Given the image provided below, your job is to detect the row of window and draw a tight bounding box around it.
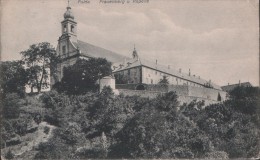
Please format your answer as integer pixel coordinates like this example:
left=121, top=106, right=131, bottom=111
left=144, top=68, right=202, bottom=87
left=146, top=77, right=202, bottom=87
left=117, top=68, right=203, bottom=87
left=63, top=24, right=75, bottom=33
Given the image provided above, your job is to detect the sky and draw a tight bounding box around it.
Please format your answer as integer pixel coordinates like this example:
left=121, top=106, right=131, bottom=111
left=1, top=0, right=259, bottom=86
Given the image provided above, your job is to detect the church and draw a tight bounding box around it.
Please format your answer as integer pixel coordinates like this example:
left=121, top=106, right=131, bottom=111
left=55, top=5, right=222, bottom=92
left=55, top=5, right=127, bottom=83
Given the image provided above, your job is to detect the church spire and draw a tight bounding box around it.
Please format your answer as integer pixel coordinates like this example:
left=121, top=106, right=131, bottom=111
left=60, top=1, right=77, bottom=42
left=64, top=0, right=74, bottom=19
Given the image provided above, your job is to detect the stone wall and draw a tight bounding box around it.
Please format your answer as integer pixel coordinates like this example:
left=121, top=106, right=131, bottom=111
left=145, top=84, right=168, bottom=92
left=116, top=84, right=227, bottom=102
left=168, top=85, right=189, bottom=96
left=187, top=86, right=227, bottom=101
left=118, top=89, right=220, bottom=106
left=116, top=84, right=137, bottom=90
left=118, top=89, right=163, bottom=99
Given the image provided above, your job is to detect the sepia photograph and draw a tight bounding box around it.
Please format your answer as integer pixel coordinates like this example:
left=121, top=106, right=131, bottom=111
left=0, top=0, right=259, bottom=159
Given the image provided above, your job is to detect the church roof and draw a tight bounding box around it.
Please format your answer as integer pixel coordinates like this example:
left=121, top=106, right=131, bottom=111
left=112, top=57, right=222, bottom=90
left=72, top=40, right=128, bottom=63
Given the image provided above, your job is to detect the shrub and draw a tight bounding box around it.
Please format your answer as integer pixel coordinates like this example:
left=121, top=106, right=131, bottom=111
left=5, top=149, right=14, bottom=159
left=44, top=126, right=50, bottom=134
left=2, top=93, right=21, bottom=119
left=204, top=151, right=229, bottom=159
left=60, top=58, right=112, bottom=94
left=40, top=90, right=61, bottom=109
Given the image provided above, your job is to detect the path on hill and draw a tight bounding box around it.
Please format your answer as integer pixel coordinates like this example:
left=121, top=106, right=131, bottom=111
left=14, top=122, right=56, bottom=157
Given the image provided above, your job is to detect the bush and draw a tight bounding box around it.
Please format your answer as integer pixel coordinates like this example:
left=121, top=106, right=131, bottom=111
left=44, top=126, right=50, bottom=134
left=59, top=58, right=112, bottom=94
left=74, top=147, right=106, bottom=159
left=5, top=149, right=14, bottom=159
left=20, top=83, right=260, bottom=159
left=204, top=151, right=229, bottom=159
left=40, top=90, right=61, bottom=109
left=2, top=93, right=21, bottom=119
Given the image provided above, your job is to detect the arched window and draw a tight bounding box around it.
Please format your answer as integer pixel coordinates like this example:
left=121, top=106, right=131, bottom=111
left=62, top=46, right=66, bottom=55
left=63, top=25, right=67, bottom=32
left=71, top=25, right=74, bottom=32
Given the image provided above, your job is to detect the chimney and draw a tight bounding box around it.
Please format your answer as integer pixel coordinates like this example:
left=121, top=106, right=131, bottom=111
left=119, top=64, right=124, bottom=69
left=189, top=69, right=191, bottom=76
left=239, top=80, right=241, bottom=86
left=156, top=59, right=157, bottom=65
left=228, top=83, right=229, bottom=86
left=179, top=68, right=182, bottom=73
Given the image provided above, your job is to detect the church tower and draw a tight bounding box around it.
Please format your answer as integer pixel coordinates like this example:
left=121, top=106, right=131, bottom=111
left=57, top=3, right=78, bottom=59
left=55, top=3, right=79, bottom=83
left=61, top=5, right=77, bottom=42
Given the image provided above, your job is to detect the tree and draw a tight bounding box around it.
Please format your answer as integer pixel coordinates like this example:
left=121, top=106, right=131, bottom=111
left=60, top=58, right=112, bottom=94
left=158, top=75, right=169, bottom=84
left=5, top=149, right=14, bottom=159
left=2, top=93, right=21, bottom=119
left=0, top=61, right=28, bottom=96
left=20, top=42, right=60, bottom=93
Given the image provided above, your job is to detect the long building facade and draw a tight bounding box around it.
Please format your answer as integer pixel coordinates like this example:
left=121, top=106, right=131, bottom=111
left=112, top=48, right=222, bottom=90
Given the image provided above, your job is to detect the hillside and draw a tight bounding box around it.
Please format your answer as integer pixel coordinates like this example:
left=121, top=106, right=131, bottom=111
left=1, top=86, right=260, bottom=159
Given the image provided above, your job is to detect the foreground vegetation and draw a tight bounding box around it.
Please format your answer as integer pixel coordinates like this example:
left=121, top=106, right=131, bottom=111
left=1, top=86, right=259, bottom=159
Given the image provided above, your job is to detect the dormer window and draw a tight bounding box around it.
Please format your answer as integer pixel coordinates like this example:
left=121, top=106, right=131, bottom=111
left=71, top=25, right=74, bottom=33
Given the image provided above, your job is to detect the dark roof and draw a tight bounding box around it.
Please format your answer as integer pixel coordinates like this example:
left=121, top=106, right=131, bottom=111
left=221, top=82, right=252, bottom=91
left=72, top=40, right=129, bottom=63
left=112, top=57, right=222, bottom=90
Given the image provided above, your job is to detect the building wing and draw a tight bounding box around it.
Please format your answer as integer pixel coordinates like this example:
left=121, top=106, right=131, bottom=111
left=112, top=57, right=222, bottom=90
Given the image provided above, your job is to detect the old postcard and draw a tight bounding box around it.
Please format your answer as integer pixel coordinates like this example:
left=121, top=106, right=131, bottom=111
left=1, top=0, right=259, bottom=159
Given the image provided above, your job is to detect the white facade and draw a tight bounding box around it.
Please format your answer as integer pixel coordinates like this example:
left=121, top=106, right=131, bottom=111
left=142, top=66, right=204, bottom=88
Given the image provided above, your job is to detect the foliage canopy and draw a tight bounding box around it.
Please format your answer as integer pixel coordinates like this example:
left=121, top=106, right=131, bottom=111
left=20, top=42, right=60, bottom=93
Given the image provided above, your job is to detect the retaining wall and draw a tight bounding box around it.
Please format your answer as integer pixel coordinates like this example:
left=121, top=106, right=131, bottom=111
left=187, top=86, right=227, bottom=101
left=118, top=89, right=163, bottom=99
left=118, top=89, right=220, bottom=106
left=115, top=84, right=227, bottom=102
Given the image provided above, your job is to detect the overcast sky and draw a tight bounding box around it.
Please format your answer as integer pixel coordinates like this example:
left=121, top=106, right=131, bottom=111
left=1, top=0, right=259, bottom=86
